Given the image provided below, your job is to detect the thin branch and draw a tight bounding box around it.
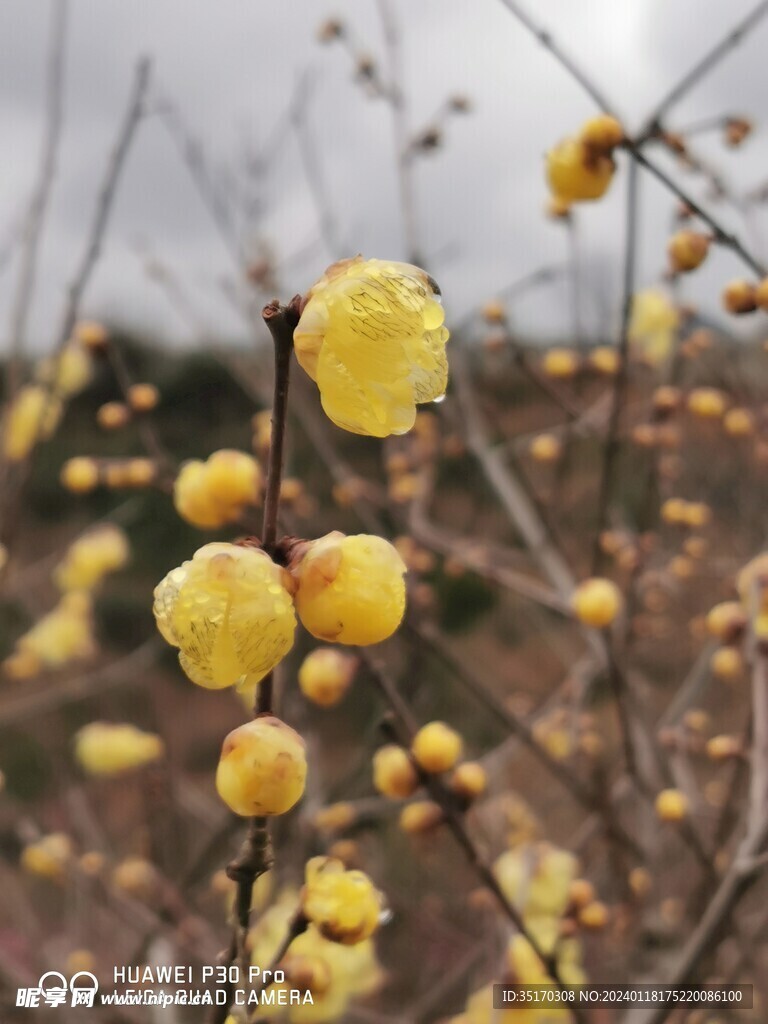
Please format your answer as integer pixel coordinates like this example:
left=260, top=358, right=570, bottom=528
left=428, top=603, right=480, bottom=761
left=641, top=0, right=768, bottom=134
left=591, top=158, right=639, bottom=570
left=495, top=0, right=618, bottom=115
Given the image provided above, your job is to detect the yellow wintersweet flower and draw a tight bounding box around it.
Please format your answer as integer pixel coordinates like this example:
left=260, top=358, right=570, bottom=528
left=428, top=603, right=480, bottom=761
left=294, top=256, right=449, bottom=437
left=629, top=289, right=679, bottom=366
left=174, top=449, right=262, bottom=529
left=21, top=833, right=74, bottom=882
left=290, top=532, right=407, bottom=645
left=302, top=856, right=384, bottom=945
left=36, top=341, right=92, bottom=398
left=2, top=384, right=63, bottom=461
left=6, top=592, right=96, bottom=672
left=250, top=891, right=383, bottom=1024
left=153, top=542, right=296, bottom=689
left=54, top=524, right=130, bottom=592
left=74, top=722, right=164, bottom=776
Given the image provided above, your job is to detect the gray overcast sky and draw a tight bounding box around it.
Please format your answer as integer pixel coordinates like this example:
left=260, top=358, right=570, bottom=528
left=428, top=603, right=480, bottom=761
left=2, top=0, right=768, bottom=352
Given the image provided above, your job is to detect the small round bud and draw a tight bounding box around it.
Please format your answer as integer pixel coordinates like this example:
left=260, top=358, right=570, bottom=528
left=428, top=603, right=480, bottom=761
left=710, top=646, right=743, bottom=681
left=127, top=382, right=160, bottom=412
left=313, top=802, right=356, bottom=833
left=216, top=716, right=307, bottom=817
left=112, top=857, right=159, bottom=900
left=547, top=138, right=615, bottom=203
left=449, top=761, right=488, bottom=801
left=579, top=114, right=624, bottom=152
left=705, top=601, right=747, bottom=644
left=541, top=347, right=579, bottom=379
left=482, top=300, right=506, bottom=324
left=628, top=866, right=652, bottom=898
left=723, top=407, right=755, bottom=437
left=724, top=117, right=752, bottom=148
left=61, top=457, right=99, bottom=494
left=298, top=647, right=357, bottom=707
left=399, top=800, right=443, bottom=834
left=411, top=721, right=463, bottom=774
left=124, top=457, right=157, bottom=487
left=706, top=735, right=742, bottom=761
left=97, top=402, right=130, bottom=430
left=668, top=231, right=710, bottom=273
left=21, top=833, right=74, bottom=881
left=578, top=900, right=609, bottom=930
left=722, top=280, right=757, bottom=315
left=529, top=433, right=562, bottom=463
left=589, top=346, right=618, bottom=375
left=372, top=744, right=419, bottom=799
left=75, top=320, right=108, bottom=350
left=655, top=788, right=689, bottom=822
left=568, top=878, right=595, bottom=908
left=652, top=385, right=682, bottom=416
left=570, top=577, right=623, bottom=628
left=687, top=387, right=728, bottom=419
left=291, top=532, right=407, bottom=646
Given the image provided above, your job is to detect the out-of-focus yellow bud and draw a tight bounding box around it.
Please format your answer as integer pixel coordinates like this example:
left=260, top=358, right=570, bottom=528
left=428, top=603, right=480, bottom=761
left=399, top=800, right=443, bottom=834
left=21, top=833, right=74, bottom=881
left=629, top=289, right=679, bottom=366
left=449, top=761, right=488, bottom=800
left=706, top=735, right=742, bottom=761
left=174, top=450, right=262, bottom=529
left=529, top=432, right=562, bottom=463
left=74, top=722, right=164, bottom=776
left=668, top=231, right=710, bottom=273
left=411, top=721, right=463, bottom=774
left=127, top=382, right=160, bottom=412
left=302, top=856, right=384, bottom=945
left=124, top=457, right=156, bottom=487
left=481, top=300, right=506, bottom=324
left=2, top=385, right=63, bottom=461
left=60, top=457, right=99, bottom=493
left=687, top=387, right=728, bottom=419
left=578, top=900, right=609, bottom=930
left=216, top=716, right=306, bottom=816
left=36, top=342, right=92, bottom=398
left=723, top=407, right=755, bottom=437
left=579, top=114, right=624, bottom=152
left=65, top=950, right=97, bottom=975
left=314, top=802, right=356, bottom=833
left=629, top=866, right=652, bottom=898
left=495, top=841, right=578, bottom=920
left=294, top=256, right=449, bottom=437
left=722, top=280, right=757, bottom=315
left=705, top=601, right=747, bottom=644
left=710, top=646, right=743, bottom=681
left=570, top=577, right=623, bottom=628
left=79, top=851, right=106, bottom=877
left=589, top=346, right=619, bottom=375
left=372, top=744, right=418, bottom=799
left=298, top=647, right=358, bottom=707
left=112, top=857, right=159, bottom=900
left=153, top=543, right=296, bottom=689
left=290, top=532, right=406, bottom=645
left=547, top=138, right=615, bottom=203
left=7, top=592, right=96, bottom=671
left=655, top=788, right=688, bottom=822
left=54, top=524, right=129, bottom=592
left=97, top=401, right=131, bottom=430
left=541, top=347, right=579, bottom=379
left=75, top=321, right=108, bottom=350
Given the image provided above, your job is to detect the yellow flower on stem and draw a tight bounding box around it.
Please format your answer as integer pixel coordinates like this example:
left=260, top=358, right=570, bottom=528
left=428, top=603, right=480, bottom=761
left=294, top=256, right=449, bottom=437
left=302, top=856, right=384, bottom=945
left=153, top=542, right=296, bottom=689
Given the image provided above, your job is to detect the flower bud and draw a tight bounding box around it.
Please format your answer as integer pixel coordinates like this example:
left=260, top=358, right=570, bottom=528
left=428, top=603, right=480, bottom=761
left=372, top=744, right=418, bottom=799
left=655, top=788, right=688, bottom=822
left=668, top=231, right=710, bottom=273
left=74, top=722, right=164, bottom=776
left=411, top=721, right=463, bottom=774
left=722, top=280, right=757, bottom=315
left=216, top=716, right=307, bottom=816
left=298, top=647, right=358, bottom=707
left=570, top=578, right=623, bottom=628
